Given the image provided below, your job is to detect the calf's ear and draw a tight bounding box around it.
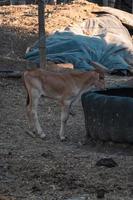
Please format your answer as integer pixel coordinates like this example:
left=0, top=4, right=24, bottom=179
left=90, top=61, right=110, bottom=74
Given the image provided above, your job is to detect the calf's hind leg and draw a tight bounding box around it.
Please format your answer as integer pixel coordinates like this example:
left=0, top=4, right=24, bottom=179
left=59, top=101, right=72, bottom=141
left=27, top=89, right=46, bottom=139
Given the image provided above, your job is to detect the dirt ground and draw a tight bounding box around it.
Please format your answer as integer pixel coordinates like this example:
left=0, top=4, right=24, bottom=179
left=1, top=1, right=133, bottom=200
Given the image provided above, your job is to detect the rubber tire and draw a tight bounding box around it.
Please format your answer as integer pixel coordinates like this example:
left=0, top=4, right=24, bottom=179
left=81, top=87, right=133, bottom=143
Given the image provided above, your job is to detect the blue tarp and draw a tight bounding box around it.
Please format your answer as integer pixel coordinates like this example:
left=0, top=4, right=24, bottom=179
left=25, top=31, right=129, bottom=72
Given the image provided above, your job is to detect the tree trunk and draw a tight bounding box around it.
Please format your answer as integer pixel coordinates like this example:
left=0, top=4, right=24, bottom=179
left=38, top=0, right=46, bottom=68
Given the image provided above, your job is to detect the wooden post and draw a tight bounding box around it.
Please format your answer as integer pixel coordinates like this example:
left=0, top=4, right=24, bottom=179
left=38, top=0, right=46, bottom=68
left=103, top=0, right=108, bottom=6
left=103, top=0, right=116, bottom=7
left=109, top=0, right=115, bottom=8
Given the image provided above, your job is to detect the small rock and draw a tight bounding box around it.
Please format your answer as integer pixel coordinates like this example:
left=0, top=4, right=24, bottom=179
left=97, top=189, right=106, bottom=199
left=8, top=152, right=12, bottom=156
left=66, top=196, right=90, bottom=200
left=31, top=185, right=41, bottom=193
left=41, top=150, right=54, bottom=159
left=96, top=158, right=118, bottom=168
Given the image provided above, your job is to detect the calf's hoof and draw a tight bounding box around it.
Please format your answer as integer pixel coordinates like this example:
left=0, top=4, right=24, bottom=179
left=60, top=136, right=66, bottom=141
left=39, top=132, right=46, bottom=139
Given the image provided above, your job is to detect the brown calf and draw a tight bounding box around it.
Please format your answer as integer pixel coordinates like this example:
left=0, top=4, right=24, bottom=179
left=23, top=62, right=107, bottom=141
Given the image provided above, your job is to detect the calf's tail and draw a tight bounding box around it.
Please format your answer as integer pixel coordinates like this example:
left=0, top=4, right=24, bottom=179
left=23, top=71, right=30, bottom=106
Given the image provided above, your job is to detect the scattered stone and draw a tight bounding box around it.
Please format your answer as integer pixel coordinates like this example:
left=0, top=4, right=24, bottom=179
left=41, top=150, right=54, bottom=159
left=96, top=158, right=118, bottom=168
left=8, top=152, right=12, bottom=156
left=66, top=195, right=90, bottom=200
left=31, top=185, right=41, bottom=193
left=96, top=189, right=106, bottom=199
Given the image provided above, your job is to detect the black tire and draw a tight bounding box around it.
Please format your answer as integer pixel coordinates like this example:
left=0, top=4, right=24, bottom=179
left=81, top=87, right=133, bottom=143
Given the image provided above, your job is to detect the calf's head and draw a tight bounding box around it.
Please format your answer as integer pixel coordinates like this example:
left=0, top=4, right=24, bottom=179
left=94, top=72, right=105, bottom=90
